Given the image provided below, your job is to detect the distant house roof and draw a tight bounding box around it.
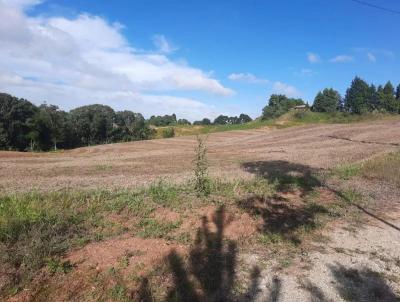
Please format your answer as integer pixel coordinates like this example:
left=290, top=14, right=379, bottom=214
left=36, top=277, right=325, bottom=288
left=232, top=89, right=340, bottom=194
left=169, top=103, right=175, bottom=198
left=294, top=105, right=307, bottom=109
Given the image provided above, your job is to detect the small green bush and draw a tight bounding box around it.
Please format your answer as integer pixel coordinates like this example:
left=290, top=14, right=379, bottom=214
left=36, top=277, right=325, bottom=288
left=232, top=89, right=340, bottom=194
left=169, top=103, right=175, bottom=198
left=193, top=136, right=211, bottom=196
left=162, top=127, right=175, bottom=138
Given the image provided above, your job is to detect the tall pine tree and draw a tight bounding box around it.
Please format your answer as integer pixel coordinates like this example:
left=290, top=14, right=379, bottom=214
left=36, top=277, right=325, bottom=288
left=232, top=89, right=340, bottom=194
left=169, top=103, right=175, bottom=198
left=380, top=81, right=398, bottom=113
left=344, top=77, right=371, bottom=114
left=313, top=88, right=341, bottom=112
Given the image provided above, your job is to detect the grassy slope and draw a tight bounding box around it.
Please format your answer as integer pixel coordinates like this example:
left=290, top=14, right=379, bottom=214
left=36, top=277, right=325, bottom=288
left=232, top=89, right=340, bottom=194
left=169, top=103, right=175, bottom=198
left=1, top=112, right=400, bottom=300
left=154, top=111, right=398, bottom=138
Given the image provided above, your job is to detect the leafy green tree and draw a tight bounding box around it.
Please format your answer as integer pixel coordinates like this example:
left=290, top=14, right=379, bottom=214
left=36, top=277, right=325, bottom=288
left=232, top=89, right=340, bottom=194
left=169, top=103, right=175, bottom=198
left=69, top=104, right=115, bottom=146
left=193, top=118, right=211, bottom=125
left=201, top=118, right=211, bottom=125
left=38, top=104, right=68, bottom=150
left=344, top=77, right=371, bottom=114
left=0, top=93, right=38, bottom=150
left=312, top=88, right=341, bottom=112
left=238, top=114, right=252, bottom=124
left=148, top=114, right=177, bottom=126
left=113, top=111, right=152, bottom=141
left=213, top=115, right=230, bottom=125
left=177, top=119, right=191, bottom=125
left=262, top=94, right=304, bottom=119
left=396, top=84, right=400, bottom=100
left=380, top=81, right=398, bottom=113
left=367, top=84, right=380, bottom=111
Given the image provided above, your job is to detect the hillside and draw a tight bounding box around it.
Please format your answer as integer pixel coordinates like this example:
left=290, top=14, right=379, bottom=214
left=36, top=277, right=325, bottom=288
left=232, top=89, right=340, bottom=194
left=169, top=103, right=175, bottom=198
left=1, top=117, right=399, bottom=193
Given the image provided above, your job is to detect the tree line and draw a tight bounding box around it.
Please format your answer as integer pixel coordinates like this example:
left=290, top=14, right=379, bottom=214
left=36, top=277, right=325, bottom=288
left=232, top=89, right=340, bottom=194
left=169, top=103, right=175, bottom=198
left=0, top=93, right=253, bottom=151
left=0, top=94, right=153, bottom=151
left=148, top=113, right=253, bottom=126
left=2, top=76, right=399, bottom=151
left=261, top=76, right=400, bottom=120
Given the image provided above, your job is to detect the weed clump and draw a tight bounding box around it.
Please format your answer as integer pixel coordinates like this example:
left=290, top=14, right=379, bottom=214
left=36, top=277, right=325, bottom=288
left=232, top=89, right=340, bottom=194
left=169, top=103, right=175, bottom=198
left=193, top=136, right=211, bottom=196
left=162, top=127, right=175, bottom=138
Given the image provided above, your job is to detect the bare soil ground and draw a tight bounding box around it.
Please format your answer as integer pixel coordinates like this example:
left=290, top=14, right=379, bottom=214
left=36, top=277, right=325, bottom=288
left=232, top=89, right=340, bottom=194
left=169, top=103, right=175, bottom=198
left=243, top=179, right=400, bottom=302
left=1, top=118, right=400, bottom=193
left=2, top=118, right=400, bottom=301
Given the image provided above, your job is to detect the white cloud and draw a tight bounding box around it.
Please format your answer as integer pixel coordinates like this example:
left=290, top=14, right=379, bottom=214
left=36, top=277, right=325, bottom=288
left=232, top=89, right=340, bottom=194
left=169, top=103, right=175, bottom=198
left=152, top=34, right=177, bottom=54
left=367, top=52, right=376, bottom=62
left=0, top=1, right=234, bottom=121
left=329, top=55, right=353, bottom=63
left=228, top=73, right=269, bottom=84
left=307, top=52, right=321, bottom=63
left=294, top=68, right=316, bottom=77
left=352, top=48, right=395, bottom=61
left=272, top=81, right=301, bottom=98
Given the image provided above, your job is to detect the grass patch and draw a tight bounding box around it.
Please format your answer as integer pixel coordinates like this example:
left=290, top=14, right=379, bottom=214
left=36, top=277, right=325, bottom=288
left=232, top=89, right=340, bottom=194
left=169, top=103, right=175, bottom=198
left=360, top=151, right=400, bottom=186
left=153, top=112, right=397, bottom=138
left=0, top=168, right=355, bottom=298
left=339, top=189, right=363, bottom=204
left=136, top=218, right=181, bottom=239
left=333, top=151, right=400, bottom=186
left=334, top=163, right=362, bottom=180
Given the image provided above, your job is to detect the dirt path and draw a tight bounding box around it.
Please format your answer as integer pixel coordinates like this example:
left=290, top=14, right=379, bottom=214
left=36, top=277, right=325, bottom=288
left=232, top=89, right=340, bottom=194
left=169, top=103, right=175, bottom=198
left=244, top=181, right=400, bottom=302
left=1, top=118, right=400, bottom=193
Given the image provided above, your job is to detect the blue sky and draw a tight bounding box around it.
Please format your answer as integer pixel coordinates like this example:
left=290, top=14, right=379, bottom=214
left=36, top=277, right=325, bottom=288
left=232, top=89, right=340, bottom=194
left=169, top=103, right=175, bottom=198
left=0, top=0, right=399, bottom=120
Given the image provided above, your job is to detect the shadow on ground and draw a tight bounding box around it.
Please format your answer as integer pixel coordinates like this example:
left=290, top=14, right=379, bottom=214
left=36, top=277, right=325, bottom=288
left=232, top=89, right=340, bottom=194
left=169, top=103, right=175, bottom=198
left=239, top=160, right=328, bottom=244
left=136, top=206, right=281, bottom=302
left=242, top=160, right=322, bottom=196
left=329, top=263, right=399, bottom=302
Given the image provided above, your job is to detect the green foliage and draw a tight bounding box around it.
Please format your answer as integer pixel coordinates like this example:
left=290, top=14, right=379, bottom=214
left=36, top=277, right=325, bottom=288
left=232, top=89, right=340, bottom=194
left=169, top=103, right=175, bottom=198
left=193, top=136, right=211, bottom=196
left=0, top=93, right=37, bottom=151
left=344, top=76, right=371, bottom=114
left=113, top=111, right=153, bottom=142
left=213, top=114, right=253, bottom=125
left=177, top=118, right=191, bottom=125
left=149, top=114, right=177, bottom=126
left=262, top=94, right=305, bottom=119
left=396, top=84, right=400, bottom=101
left=380, top=81, right=399, bottom=113
left=136, top=218, right=181, bottom=239
left=46, top=259, right=73, bottom=274
left=313, top=88, right=341, bottom=112
left=334, top=163, right=362, bottom=180
left=0, top=192, right=90, bottom=291
left=193, top=118, right=211, bottom=125
left=162, top=127, right=175, bottom=138
left=0, top=93, right=153, bottom=151
left=69, top=104, right=115, bottom=146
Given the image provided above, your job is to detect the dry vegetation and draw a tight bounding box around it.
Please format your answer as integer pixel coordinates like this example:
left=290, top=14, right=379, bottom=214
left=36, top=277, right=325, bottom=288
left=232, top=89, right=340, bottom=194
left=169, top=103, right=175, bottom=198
left=0, top=117, right=400, bottom=301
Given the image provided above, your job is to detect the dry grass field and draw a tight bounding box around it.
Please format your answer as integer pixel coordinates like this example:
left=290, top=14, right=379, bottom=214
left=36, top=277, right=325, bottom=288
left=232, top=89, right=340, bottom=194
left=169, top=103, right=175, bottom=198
left=1, top=118, right=400, bottom=301
left=1, top=118, right=400, bottom=193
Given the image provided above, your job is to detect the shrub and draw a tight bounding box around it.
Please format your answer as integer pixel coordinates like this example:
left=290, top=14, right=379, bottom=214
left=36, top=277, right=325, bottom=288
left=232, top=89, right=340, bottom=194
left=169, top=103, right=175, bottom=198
left=162, top=127, right=175, bottom=138
left=193, top=136, right=211, bottom=196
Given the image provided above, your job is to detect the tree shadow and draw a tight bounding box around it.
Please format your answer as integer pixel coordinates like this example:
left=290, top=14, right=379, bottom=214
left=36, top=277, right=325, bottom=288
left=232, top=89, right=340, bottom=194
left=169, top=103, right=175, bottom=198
left=299, top=279, right=329, bottom=302
left=242, top=160, right=322, bottom=197
left=136, top=206, right=280, bottom=302
left=239, top=160, right=328, bottom=244
left=238, top=195, right=328, bottom=245
left=329, top=263, right=399, bottom=302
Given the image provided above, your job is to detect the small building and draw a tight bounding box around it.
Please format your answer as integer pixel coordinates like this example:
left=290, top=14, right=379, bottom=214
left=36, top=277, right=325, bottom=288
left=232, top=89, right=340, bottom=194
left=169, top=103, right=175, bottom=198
left=293, top=105, right=307, bottom=111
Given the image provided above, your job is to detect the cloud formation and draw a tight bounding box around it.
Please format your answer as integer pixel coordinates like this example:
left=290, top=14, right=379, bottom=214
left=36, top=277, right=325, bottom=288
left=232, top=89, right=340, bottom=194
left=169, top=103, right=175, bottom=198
left=367, top=52, right=376, bottom=62
left=272, top=82, right=301, bottom=98
left=0, top=1, right=234, bottom=120
left=152, top=34, right=177, bottom=54
left=228, top=73, right=269, bottom=84
left=307, top=52, right=321, bottom=63
left=329, top=55, right=354, bottom=63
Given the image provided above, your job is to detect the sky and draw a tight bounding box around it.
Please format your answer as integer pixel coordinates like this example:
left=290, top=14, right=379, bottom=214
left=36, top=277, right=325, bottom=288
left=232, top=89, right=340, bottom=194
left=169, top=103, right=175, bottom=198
left=0, top=0, right=399, bottom=121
